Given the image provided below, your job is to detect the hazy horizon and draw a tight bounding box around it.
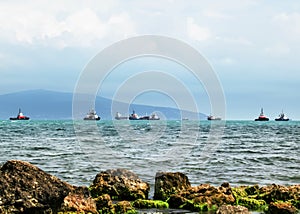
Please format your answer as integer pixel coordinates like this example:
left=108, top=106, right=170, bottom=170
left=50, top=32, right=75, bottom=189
left=1, top=1, right=299, bottom=120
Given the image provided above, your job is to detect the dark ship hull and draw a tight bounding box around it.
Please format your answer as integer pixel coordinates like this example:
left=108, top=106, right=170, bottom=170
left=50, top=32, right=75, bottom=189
left=255, top=108, right=269, bottom=121
left=10, top=108, right=30, bottom=120
left=275, top=118, right=289, bottom=121
left=84, top=117, right=100, bottom=121
left=255, top=117, right=269, bottom=121
left=10, top=117, right=30, bottom=120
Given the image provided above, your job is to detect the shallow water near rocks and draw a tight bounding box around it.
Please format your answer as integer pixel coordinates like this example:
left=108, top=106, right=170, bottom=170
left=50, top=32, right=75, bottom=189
left=0, top=120, right=299, bottom=192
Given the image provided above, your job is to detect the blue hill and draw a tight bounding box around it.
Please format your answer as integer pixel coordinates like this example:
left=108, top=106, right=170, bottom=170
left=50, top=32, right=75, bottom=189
left=0, top=90, right=206, bottom=120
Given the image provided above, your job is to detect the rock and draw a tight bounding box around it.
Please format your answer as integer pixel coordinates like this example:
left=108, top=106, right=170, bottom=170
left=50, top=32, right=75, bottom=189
left=0, top=160, right=73, bottom=213
left=232, top=186, right=266, bottom=211
left=132, top=199, right=169, bottom=209
left=167, top=194, right=188, bottom=207
left=154, top=172, right=191, bottom=201
left=232, top=184, right=300, bottom=211
left=244, top=184, right=259, bottom=195
left=114, top=201, right=136, bottom=213
left=94, top=194, right=115, bottom=213
left=59, top=186, right=98, bottom=213
left=216, top=204, right=250, bottom=214
left=105, top=169, right=139, bottom=180
left=90, top=169, right=150, bottom=200
left=258, top=184, right=294, bottom=203
left=267, top=202, right=298, bottom=214
left=168, top=183, right=235, bottom=211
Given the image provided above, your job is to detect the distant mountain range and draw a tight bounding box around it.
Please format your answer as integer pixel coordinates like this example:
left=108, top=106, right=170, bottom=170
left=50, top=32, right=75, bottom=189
left=0, top=90, right=206, bottom=120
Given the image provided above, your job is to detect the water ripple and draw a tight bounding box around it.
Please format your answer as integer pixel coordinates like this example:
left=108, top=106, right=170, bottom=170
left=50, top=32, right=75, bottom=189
left=0, top=120, right=299, bottom=187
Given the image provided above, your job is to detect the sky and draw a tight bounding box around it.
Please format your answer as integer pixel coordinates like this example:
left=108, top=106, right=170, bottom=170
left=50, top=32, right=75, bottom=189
left=0, top=0, right=300, bottom=119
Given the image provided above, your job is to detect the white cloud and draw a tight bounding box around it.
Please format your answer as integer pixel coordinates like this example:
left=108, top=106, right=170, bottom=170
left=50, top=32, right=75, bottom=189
left=0, top=1, right=136, bottom=48
left=220, top=57, right=236, bottom=65
left=61, top=8, right=107, bottom=47
left=273, top=12, right=300, bottom=39
left=107, top=12, right=136, bottom=39
left=215, top=36, right=253, bottom=46
left=186, top=17, right=211, bottom=41
left=264, top=43, right=290, bottom=57
left=203, top=10, right=231, bottom=19
left=213, top=57, right=237, bottom=66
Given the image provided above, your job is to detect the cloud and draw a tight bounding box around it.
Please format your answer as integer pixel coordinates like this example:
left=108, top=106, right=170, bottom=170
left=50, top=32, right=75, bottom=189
left=203, top=10, right=231, bottom=19
left=264, top=43, right=290, bottom=57
left=215, top=36, right=253, bottom=46
left=107, top=12, right=136, bottom=39
left=219, top=57, right=236, bottom=65
left=0, top=2, right=136, bottom=48
left=186, top=17, right=211, bottom=41
left=273, top=12, right=300, bottom=39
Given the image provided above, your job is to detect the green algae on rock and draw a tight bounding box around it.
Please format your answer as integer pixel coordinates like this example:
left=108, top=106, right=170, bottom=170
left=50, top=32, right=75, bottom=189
left=132, top=199, right=169, bottom=209
left=94, top=194, right=115, bottom=214
left=232, top=186, right=267, bottom=211
left=114, top=201, right=137, bottom=214
left=1, top=160, right=299, bottom=214
left=232, top=184, right=300, bottom=213
left=154, top=172, right=191, bottom=201
left=168, top=183, right=235, bottom=212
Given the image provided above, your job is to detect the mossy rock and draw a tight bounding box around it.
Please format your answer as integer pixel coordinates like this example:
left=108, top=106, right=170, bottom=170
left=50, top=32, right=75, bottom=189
left=232, top=187, right=267, bottom=211
left=94, top=194, right=115, bottom=214
left=154, top=172, right=191, bottom=201
left=232, top=186, right=248, bottom=198
left=232, top=187, right=248, bottom=198
left=291, top=199, right=300, bottom=209
left=257, top=184, right=295, bottom=204
left=236, top=197, right=267, bottom=210
left=90, top=169, right=150, bottom=201
left=114, top=201, right=137, bottom=214
left=168, top=194, right=187, bottom=208
left=132, top=199, right=169, bottom=209
left=178, top=200, right=218, bottom=212
left=245, top=185, right=259, bottom=195
left=266, top=201, right=298, bottom=214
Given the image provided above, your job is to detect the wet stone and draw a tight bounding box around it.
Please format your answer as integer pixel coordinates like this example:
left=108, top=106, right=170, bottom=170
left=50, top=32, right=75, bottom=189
left=90, top=168, right=150, bottom=201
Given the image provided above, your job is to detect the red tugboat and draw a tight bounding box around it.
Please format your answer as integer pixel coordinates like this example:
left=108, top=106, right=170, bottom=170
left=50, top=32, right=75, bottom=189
left=10, top=108, right=30, bottom=120
left=255, top=108, right=269, bottom=121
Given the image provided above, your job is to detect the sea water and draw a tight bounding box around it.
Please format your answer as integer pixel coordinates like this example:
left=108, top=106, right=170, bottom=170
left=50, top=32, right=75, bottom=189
left=0, top=120, right=299, bottom=189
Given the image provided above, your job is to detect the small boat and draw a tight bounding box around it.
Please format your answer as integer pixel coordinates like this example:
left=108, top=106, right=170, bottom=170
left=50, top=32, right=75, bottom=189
left=207, top=115, right=221, bottom=120
left=140, top=113, right=160, bottom=120
left=149, top=113, right=160, bottom=120
left=84, top=109, right=100, bottom=120
left=129, top=110, right=140, bottom=120
left=115, top=112, right=128, bottom=120
left=255, top=108, right=269, bottom=121
left=10, top=108, right=30, bottom=120
left=129, top=110, right=160, bottom=120
left=275, top=111, right=289, bottom=121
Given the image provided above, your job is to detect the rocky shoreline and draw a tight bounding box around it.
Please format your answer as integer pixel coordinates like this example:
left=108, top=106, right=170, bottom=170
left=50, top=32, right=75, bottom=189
left=0, top=160, right=299, bottom=214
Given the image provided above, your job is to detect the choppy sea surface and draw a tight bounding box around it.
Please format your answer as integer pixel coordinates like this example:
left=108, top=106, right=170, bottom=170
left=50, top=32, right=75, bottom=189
left=0, top=120, right=299, bottom=191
